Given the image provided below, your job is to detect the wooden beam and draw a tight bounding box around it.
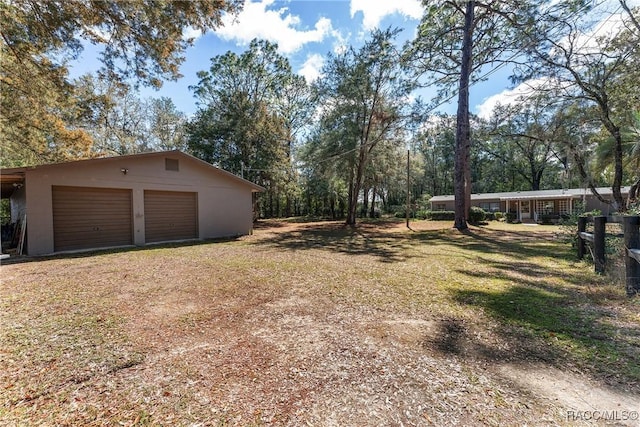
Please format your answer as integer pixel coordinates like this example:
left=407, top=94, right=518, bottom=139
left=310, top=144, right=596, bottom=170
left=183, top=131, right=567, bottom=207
left=0, top=174, right=25, bottom=181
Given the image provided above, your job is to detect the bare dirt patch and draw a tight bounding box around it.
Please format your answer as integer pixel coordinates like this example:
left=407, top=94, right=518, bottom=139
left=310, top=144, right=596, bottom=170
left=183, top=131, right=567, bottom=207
left=1, top=219, right=638, bottom=426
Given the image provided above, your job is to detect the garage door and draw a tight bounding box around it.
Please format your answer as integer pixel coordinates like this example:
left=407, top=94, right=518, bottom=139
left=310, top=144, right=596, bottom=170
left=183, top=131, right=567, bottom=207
left=52, top=186, right=133, bottom=252
left=144, top=190, right=198, bottom=243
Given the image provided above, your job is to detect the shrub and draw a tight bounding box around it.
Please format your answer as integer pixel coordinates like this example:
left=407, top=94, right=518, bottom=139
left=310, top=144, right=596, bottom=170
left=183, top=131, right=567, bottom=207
left=538, top=214, right=560, bottom=225
left=430, top=210, right=455, bottom=221
left=494, top=211, right=505, bottom=221
left=468, top=206, right=486, bottom=224
left=416, top=194, right=432, bottom=211
left=416, top=210, right=430, bottom=220
left=388, top=205, right=404, bottom=215
left=505, top=212, right=518, bottom=223
left=558, top=201, right=600, bottom=246
left=485, top=211, right=496, bottom=221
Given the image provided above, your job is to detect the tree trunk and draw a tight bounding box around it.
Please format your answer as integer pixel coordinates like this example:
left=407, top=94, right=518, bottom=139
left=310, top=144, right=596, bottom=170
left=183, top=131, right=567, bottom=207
left=370, top=185, right=377, bottom=218
left=346, top=158, right=357, bottom=225
left=532, top=167, right=543, bottom=191
left=346, top=149, right=368, bottom=225
left=268, top=190, right=274, bottom=218
left=329, top=195, right=336, bottom=219
left=464, top=138, right=471, bottom=221
left=454, top=1, right=474, bottom=230
left=362, top=186, right=370, bottom=219
left=627, top=178, right=640, bottom=209
left=612, top=128, right=625, bottom=211
left=285, top=194, right=292, bottom=217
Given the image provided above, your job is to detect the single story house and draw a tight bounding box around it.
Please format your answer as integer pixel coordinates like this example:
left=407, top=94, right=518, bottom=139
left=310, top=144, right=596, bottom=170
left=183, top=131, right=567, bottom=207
left=429, top=187, right=631, bottom=222
left=1, top=150, right=264, bottom=256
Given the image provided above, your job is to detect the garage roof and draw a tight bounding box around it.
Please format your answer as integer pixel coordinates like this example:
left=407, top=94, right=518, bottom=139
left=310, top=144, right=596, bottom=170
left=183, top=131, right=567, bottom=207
left=0, top=150, right=266, bottom=195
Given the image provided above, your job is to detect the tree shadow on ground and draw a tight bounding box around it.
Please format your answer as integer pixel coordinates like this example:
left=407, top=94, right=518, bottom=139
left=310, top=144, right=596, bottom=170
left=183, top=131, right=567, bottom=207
left=252, top=221, right=639, bottom=389
left=436, top=282, right=640, bottom=393
left=252, top=222, right=416, bottom=263
left=433, top=231, right=640, bottom=391
left=252, top=221, right=571, bottom=264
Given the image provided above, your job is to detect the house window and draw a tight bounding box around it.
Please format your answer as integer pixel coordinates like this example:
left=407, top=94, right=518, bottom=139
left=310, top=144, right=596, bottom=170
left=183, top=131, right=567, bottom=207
left=479, top=202, right=500, bottom=212
left=165, top=158, right=179, bottom=171
left=558, top=200, right=569, bottom=215
left=536, top=200, right=554, bottom=214
left=434, top=203, right=446, bottom=211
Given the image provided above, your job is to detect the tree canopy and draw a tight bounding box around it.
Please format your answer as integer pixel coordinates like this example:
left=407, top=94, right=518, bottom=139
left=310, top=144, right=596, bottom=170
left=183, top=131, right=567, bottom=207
left=303, top=28, right=417, bottom=226
left=2, top=0, right=638, bottom=218
left=187, top=39, right=310, bottom=218
left=0, top=0, right=242, bottom=166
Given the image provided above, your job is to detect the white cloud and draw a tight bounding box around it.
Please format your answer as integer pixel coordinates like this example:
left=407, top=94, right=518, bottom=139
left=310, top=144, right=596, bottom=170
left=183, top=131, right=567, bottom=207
left=182, top=26, right=203, bottom=41
left=350, top=0, right=423, bottom=31
left=299, top=53, right=325, bottom=83
left=475, top=78, right=551, bottom=119
left=215, top=0, right=334, bottom=54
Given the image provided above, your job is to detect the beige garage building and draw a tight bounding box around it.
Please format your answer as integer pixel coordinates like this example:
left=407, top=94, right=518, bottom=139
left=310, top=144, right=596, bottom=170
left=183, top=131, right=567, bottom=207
left=1, top=150, right=263, bottom=256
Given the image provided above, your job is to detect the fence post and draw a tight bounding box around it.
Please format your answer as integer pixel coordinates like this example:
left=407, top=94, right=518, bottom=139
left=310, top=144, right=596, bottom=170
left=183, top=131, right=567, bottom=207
left=623, top=216, right=640, bottom=296
left=577, top=216, right=587, bottom=260
left=593, top=216, right=606, bottom=274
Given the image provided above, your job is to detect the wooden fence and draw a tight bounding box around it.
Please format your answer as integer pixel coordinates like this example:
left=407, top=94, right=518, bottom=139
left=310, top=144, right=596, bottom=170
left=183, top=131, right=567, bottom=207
left=577, top=215, right=640, bottom=296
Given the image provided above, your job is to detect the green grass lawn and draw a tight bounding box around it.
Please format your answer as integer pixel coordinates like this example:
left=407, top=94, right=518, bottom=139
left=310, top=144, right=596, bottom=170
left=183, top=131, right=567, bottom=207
left=1, top=219, right=638, bottom=425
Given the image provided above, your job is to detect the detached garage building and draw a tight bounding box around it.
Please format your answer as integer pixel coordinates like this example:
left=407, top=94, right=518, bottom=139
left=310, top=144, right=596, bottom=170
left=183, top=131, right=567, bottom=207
left=1, top=150, right=263, bottom=255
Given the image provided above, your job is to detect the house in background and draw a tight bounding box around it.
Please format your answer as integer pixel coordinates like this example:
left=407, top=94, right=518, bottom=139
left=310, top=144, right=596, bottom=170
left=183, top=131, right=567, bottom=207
left=429, top=187, right=630, bottom=222
left=1, top=150, right=264, bottom=256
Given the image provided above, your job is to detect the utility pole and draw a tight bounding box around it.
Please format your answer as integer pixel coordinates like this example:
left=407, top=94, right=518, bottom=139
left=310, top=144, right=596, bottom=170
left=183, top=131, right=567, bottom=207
left=406, top=149, right=410, bottom=228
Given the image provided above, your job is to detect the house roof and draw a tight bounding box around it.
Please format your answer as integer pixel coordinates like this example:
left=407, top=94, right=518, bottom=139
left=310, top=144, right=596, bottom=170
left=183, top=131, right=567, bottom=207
left=429, top=186, right=631, bottom=203
left=0, top=150, right=265, bottom=195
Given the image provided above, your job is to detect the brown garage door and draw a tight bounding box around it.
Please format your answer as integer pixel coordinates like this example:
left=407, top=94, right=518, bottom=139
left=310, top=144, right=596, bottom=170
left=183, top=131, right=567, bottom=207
left=52, top=186, right=133, bottom=252
left=144, top=190, right=198, bottom=243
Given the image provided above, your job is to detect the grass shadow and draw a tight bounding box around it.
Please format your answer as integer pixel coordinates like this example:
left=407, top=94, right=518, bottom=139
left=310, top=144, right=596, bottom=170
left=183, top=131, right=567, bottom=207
left=0, top=236, right=242, bottom=266
left=252, top=221, right=416, bottom=263
left=448, top=284, right=640, bottom=391
left=252, top=221, right=640, bottom=390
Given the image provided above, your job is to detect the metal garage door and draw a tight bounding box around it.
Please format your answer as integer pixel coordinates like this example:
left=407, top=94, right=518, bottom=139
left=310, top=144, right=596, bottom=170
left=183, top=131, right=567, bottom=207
left=52, top=186, right=133, bottom=252
left=144, top=190, right=198, bottom=243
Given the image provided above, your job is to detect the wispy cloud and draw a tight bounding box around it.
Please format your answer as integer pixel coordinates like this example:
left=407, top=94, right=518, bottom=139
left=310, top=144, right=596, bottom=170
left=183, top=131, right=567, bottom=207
left=350, top=0, right=423, bottom=31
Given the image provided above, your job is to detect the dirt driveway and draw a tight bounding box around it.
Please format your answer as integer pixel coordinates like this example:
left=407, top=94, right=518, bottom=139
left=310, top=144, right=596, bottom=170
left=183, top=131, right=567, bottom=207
left=1, top=220, right=639, bottom=426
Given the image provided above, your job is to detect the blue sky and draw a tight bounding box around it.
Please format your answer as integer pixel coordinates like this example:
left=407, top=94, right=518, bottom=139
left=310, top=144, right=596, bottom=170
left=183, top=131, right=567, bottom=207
left=70, top=0, right=633, bottom=119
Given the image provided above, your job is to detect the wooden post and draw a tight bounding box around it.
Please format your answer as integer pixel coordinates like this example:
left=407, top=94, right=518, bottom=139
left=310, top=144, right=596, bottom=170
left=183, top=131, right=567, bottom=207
left=623, top=216, right=640, bottom=296
left=406, top=149, right=410, bottom=229
left=577, top=216, right=587, bottom=260
left=593, top=216, right=606, bottom=274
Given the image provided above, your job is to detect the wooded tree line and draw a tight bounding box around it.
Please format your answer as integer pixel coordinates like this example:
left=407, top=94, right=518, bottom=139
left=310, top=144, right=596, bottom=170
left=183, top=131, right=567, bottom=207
left=2, top=1, right=639, bottom=226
